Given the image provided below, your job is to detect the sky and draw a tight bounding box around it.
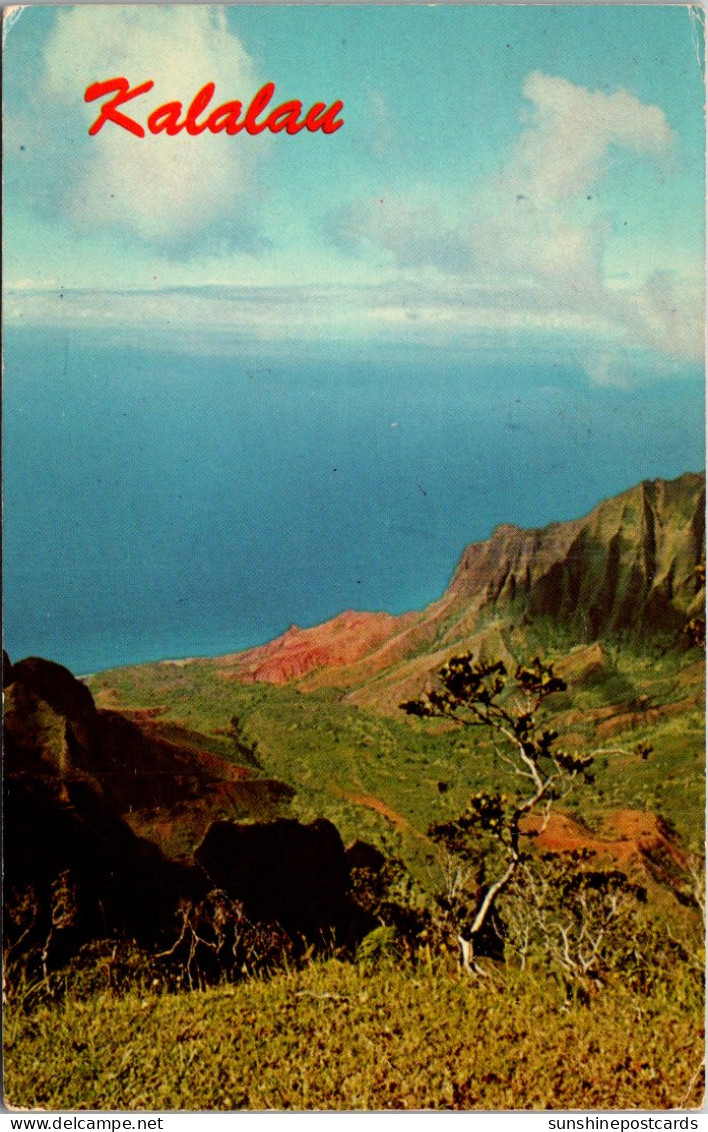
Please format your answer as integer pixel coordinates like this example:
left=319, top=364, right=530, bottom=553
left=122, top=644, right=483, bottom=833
left=3, top=3, right=705, bottom=387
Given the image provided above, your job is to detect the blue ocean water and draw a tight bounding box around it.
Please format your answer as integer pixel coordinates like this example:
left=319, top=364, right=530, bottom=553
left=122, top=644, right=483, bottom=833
left=3, top=328, right=704, bottom=674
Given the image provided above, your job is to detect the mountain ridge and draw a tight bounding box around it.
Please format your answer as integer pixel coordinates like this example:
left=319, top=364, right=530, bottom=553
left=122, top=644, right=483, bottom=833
left=5, top=474, right=703, bottom=978
left=209, top=471, right=705, bottom=704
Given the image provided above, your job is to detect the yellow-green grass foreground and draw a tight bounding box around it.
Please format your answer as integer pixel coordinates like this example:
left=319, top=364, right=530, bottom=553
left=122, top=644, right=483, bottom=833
left=4, top=960, right=703, bottom=1111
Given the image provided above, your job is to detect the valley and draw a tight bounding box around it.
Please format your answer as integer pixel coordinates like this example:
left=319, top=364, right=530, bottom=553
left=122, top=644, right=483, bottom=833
left=4, top=470, right=705, bottom=1111
left=83, top=471, right=705, bottom=875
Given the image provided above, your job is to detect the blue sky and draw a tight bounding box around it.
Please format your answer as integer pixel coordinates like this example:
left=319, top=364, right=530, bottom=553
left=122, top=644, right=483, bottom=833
left=3, top=3, right=705, bottom=385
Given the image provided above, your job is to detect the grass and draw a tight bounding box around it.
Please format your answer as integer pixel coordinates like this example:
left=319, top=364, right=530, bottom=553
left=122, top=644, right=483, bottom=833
left=4, top=959, right=704, bottom=1111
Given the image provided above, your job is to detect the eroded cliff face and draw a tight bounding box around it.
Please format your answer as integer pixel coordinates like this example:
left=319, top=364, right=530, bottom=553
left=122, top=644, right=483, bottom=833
left=448, top=472, right=705, bottom=638
left=5, top=472, right=703, bottom=970
left=216, top=472, right=705, bottom=694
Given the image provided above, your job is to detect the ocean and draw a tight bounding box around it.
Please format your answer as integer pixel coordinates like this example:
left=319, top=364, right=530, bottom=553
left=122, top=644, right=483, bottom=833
left=3, top=327, right=704, bottom=675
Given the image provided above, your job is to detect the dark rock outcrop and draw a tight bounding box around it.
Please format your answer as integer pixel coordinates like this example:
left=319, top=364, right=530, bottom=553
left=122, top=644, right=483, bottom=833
left=195, top=818, right=349, bottom=935
left=3, top=657, right=353, bottom=969
left=4, top=655, right=295, bottom=861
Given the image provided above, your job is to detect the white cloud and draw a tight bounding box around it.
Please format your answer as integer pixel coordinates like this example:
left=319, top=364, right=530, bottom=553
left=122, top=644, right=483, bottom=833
left=42, top=6, right=263, bottom=247
left=630, top=269, right=705, bottom=361
left=511, top=71, right=673, bottom=208
left=329, top=72, right=702, bottom=379
left=473, top=71, right=674, bottom=293
left=1, top=280, right=622, bottom=351
left=329, top=189, right=472, bottom=273
left=2, top=5, right=25, bottom=49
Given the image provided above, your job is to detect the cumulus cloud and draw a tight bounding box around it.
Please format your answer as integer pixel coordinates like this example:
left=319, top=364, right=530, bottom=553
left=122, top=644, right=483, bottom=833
left=630, top=269, right=705, bottom=361
left=473, top=72, right=673, bottom=291
left=41, top=6, right=264, bottom=248
left=329, top=72, right=702, bottom=378
left=509, top=71, right=672, bottom=208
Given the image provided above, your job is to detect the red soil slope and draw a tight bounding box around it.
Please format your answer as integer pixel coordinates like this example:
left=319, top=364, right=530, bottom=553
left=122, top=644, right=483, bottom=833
left=523, top=809, right=688, bottom=874
left=218, top=609, right=418, bottom=684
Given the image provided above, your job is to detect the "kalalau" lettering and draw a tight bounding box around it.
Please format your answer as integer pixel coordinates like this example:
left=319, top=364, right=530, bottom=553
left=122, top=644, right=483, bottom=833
left=84, top=78, right=345, bottom=138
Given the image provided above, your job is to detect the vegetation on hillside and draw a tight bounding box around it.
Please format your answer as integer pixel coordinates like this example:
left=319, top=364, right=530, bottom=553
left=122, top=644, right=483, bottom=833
left=399, top=653, right=658, bottom=981
left=5, top=550, right=705, bottom=1111
left=86, top=638, right=705, bottom=861
left=4, top=957, right=703, bottom=1111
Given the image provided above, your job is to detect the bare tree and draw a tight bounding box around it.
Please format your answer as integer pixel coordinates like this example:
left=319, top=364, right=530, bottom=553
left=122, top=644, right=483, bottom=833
left=401, top=654, right=649, bottom=975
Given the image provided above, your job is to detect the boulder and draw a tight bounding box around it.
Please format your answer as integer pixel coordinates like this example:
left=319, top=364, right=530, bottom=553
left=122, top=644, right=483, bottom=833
left=195, top=818, right=349, bottom=934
